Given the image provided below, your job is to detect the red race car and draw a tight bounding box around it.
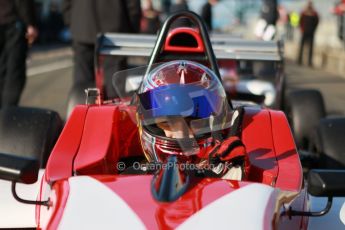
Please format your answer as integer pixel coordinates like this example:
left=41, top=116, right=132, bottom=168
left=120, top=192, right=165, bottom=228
left=0, top=11, right=345, bottom=229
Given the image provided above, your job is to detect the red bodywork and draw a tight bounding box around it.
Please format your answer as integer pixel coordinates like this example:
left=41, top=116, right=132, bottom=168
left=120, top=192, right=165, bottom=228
left=37, top=102, right=305, bottom=229
left=38, top=27, right=306, bottom=229
left=45, top=104, right=302, bottom=189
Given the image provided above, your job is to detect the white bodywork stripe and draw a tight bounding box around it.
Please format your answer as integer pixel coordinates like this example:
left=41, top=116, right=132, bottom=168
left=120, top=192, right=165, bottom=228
left=177, top=183, right=276, bottom=230
left=58, top=176, right=146, bottom=230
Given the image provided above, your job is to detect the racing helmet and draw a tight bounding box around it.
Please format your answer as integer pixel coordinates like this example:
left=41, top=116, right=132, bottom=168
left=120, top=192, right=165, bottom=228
left=137, top=60, right=231, bottom=163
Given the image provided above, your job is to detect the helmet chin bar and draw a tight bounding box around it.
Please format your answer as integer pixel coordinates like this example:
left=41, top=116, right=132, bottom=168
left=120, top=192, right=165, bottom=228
left=138, top=107, right=232, bottom=163
left=141, top=124, right=214, bottom=163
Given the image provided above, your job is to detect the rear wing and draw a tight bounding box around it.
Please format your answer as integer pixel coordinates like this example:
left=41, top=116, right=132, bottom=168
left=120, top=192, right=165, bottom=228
left=96, top=33, right=284, bottom=61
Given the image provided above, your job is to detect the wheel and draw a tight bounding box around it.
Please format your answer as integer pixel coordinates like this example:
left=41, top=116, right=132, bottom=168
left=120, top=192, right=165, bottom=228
left=285, top=89, right=326, bottom=149
left=309, top=117, right=345, bottom=169
left=0, top=107, right=62, bottom=168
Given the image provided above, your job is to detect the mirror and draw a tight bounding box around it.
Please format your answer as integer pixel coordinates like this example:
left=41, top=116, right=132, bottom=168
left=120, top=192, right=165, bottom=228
left=0, top=152, right=39, bottom=184
left=308, top=169, right=345, bottom=197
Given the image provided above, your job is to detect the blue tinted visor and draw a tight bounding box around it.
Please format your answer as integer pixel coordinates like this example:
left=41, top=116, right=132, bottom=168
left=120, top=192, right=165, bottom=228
left=138, top=84, right=224, bottom=120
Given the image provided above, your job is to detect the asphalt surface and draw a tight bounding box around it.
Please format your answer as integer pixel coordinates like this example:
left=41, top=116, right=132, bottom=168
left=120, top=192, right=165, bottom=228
left=285, top=60, right=345, bottom=116
left=20, top=46, right=345, bottom=121
left=20, top=46, right=73, bottom=120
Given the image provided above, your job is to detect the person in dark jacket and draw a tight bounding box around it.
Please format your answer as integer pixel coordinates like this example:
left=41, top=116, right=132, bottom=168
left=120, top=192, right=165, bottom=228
left=169, top=0, right=191, bottom=28
left=63, top=0, right=141, bottom=99
left=261, top=0, right=279, bottom=26
left=297, top=1, right=319, bottom=67
left=200, top=0, right=218, bottom=31
left=255, top=0, right=278, bottom=40
left=141, top=0, right=161, bottom=34
left=0, top=0, right=38, bottom=109
left=170, top=0, right=189, bottom=14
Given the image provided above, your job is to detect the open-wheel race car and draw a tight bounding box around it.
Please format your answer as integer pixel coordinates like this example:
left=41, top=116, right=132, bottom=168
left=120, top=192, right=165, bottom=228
left=69, top=10, right=328, bottom=154
left=0, top=11, right=345, bottom=229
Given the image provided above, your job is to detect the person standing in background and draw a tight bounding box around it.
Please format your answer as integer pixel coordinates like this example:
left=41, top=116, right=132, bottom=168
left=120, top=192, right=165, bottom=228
left=261, top=0, right=279, bottom=25
left=63, top=0, right=141, bottom=99
left=0, top=0, right=38, bottom=109
left=332, top=0, right=345, bottom=47
left=278, top=5, right=290, bottom=40
left=297, top=1, right=319, bottom=67
left=254, top=0, right=278, bottom=41
left=161, top=0, right=171, bottom=19
left=170, top=0, right=191, bottom=28
left=141, top=0, right=161, bottom=34
left=200, top=0, right=218, bottom=31
left=289, top=11, right=300, bottom=41
left=170, top=0, right=189, bottom=14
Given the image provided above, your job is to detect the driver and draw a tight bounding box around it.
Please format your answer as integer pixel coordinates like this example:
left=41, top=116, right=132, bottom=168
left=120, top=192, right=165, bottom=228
left=136, top=60, right=249, bottom=180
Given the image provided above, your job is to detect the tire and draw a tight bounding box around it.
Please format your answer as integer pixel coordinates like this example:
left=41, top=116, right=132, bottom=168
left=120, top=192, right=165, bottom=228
left=285, top=89, right=326, bottom=149
left=0, top=107, right=62, bottom=168
left=309, top=117, right=345, bottom=169
left=66, top=81, right=94, bottom=118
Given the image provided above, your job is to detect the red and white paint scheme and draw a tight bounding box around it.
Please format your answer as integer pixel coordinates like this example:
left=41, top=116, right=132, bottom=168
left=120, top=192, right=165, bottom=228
left=42, top=176, right=277, bottom=229
left=1, top=101, right=337, bottom=229
left=2, top=23, right=344, bottom=229
left=33, top=104, right=311, bottom=229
